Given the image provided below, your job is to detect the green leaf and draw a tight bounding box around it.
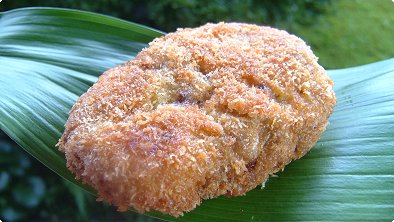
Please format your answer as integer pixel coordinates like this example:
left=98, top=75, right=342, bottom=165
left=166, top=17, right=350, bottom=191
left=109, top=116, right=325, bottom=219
left=63, top=180, right=89, bottom=218
left=0, top=7, right=393, bottom=221
left=0, top=7, right=163, bottom=194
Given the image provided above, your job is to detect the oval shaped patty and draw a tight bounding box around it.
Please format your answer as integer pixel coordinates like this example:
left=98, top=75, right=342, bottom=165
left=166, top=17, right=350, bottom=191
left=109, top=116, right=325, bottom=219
left=58, top=22, right=336, bottom=216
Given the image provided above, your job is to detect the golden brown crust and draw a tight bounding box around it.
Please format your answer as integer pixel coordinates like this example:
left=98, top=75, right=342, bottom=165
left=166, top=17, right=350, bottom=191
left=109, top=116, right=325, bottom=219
left=58, top=22, right=336, bottom=216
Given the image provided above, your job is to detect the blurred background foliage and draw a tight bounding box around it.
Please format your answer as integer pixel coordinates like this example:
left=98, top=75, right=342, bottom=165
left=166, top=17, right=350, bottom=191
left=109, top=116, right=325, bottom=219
left=0, top=0, right=393, bottom=221
left=1, top=0, right=392, bottom=69
left=0, top=0, right=330, bottom=32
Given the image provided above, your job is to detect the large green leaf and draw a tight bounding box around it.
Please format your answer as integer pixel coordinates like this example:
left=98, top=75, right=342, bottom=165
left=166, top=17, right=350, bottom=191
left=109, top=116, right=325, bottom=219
left=0, top=7, right=393, bottom=221
left=0, top=7, right=163, bottom=194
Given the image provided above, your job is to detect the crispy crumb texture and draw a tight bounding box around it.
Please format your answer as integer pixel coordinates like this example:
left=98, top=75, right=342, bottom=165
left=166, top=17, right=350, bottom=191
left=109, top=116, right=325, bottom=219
left=58, top=22, right=336, bottom=216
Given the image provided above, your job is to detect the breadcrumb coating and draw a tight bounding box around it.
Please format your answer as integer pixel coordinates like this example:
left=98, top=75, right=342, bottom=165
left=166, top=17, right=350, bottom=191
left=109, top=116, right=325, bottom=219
left=58, top=22, right=336, bottom=216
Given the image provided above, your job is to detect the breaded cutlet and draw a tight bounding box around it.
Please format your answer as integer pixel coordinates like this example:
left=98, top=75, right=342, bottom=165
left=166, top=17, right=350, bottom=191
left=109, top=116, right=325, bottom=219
left=58, top=22, right=336, bottom=216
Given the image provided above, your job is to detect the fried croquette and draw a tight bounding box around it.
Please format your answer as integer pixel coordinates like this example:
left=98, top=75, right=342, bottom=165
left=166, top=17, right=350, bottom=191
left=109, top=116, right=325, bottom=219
left=58, top=22, right=336, bottom=216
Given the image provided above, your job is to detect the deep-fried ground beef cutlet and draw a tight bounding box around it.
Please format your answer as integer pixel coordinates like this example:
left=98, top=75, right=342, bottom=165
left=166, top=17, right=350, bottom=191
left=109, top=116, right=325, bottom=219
left=58, top=22, right=336, bottom=216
